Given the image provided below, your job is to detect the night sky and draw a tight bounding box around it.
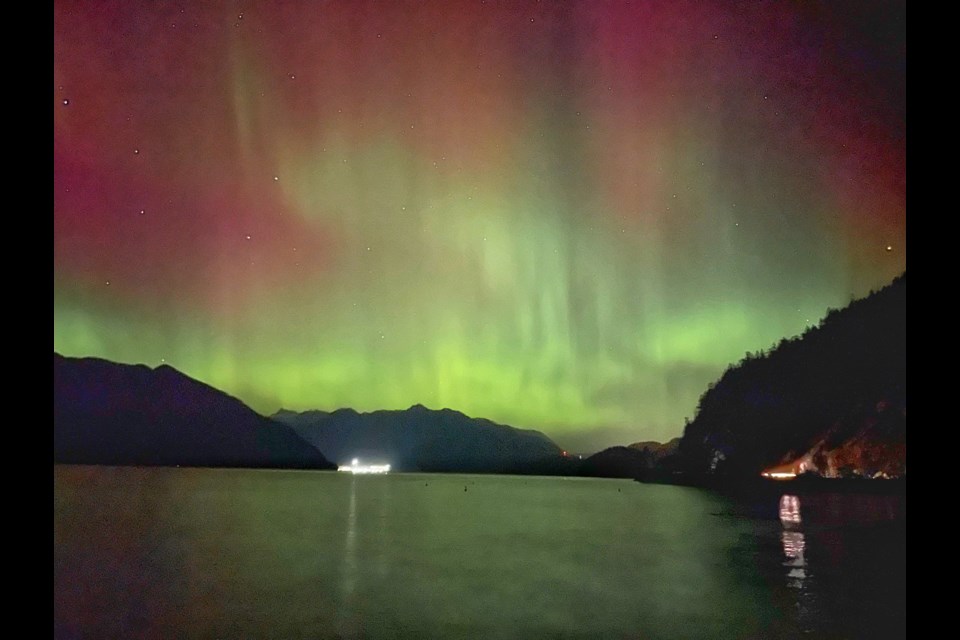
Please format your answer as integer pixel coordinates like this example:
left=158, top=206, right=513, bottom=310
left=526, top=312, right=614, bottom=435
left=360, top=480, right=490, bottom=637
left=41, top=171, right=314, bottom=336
left=54, top=1, right=905, bottom=452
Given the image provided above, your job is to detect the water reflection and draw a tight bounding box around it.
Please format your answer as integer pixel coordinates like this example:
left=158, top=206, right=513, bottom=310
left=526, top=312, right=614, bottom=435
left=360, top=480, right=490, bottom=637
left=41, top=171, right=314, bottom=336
left=779, top=495, right=807, bottom=589
left=54, top=468, right=905, bottom=639
left=338, top=476, right=359, bottom=635
left=781, top=531, right=806, bottom=585
left=779, top=494, right=801, bottom=527
left=376, top=478, right=391, bottom=578
left=777, top=493, right=826, bottom=637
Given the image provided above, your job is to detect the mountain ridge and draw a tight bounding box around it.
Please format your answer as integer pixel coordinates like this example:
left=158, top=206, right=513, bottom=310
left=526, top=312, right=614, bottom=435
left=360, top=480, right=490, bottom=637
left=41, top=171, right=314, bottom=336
left=54, top=353, right=335, bottom=470
left=273, top=405, right=563, bottom=473
left=679, top=272, right=906, bottom=478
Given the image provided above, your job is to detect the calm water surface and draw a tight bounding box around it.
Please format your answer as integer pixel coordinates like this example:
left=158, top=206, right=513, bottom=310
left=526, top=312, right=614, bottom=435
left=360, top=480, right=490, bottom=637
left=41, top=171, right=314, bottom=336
left=54, top=466, right=904, bottom=639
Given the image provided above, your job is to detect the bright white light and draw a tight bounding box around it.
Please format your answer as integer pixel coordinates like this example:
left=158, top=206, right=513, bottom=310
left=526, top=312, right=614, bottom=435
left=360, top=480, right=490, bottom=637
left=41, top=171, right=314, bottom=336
left=338, top=458, right=391, bottom=474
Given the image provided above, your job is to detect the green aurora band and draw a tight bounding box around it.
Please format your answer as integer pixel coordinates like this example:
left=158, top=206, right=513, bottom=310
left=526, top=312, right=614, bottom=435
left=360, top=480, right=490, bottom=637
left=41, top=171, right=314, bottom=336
left=54, top=1, right=905, bottom=450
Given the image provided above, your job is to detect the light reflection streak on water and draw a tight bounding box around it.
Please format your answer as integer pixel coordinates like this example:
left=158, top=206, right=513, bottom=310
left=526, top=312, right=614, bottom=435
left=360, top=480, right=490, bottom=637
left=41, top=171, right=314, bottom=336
left=779, top=494, right=807, bottom=588
left=377, top=479, right=390, bottom=578
left=776, top=493, right=822, bottom=632
left=338, top=476, right=359, bottom=634
left=779, top=494, right=801, bottom=526
left=782, top=530, right=807, bottom=586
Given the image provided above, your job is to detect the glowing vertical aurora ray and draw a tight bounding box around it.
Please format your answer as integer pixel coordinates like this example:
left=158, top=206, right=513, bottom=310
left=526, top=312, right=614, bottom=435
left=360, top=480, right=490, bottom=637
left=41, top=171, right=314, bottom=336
left=54, top=1, right=904, bottom=449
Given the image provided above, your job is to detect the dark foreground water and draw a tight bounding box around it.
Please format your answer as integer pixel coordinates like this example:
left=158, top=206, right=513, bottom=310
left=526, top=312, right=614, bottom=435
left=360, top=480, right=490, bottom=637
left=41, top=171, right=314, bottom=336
left=54, top=466, right=905, bottom=639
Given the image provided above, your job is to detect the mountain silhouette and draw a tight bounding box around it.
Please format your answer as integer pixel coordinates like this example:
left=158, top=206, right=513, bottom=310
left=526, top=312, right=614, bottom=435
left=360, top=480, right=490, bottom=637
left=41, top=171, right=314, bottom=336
left=273, top=405, right=563, bottom=473
left=577, top=437, right=681, bottom=479
left=579, top=446, right=651, bottom=479
left=679, top=273, right=906, bottom=478
left=54, top=353, right=335, bottom=469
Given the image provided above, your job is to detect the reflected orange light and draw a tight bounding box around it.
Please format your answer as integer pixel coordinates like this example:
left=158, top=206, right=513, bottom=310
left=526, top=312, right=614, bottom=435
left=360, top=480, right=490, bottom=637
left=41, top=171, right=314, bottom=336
left=763, top=471, right=797, bottom=480
left=779, top=494, right=802, bottom=525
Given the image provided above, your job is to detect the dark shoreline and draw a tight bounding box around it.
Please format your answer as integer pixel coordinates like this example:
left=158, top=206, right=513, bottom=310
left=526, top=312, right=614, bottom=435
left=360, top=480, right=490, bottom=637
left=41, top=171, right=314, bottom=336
left=634, top=470, right=906, bottom=496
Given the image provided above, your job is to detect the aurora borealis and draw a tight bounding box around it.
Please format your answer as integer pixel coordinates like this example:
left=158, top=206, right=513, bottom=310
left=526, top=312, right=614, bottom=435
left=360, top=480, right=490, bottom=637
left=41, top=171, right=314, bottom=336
left=54, top=1, right=905, bottom=451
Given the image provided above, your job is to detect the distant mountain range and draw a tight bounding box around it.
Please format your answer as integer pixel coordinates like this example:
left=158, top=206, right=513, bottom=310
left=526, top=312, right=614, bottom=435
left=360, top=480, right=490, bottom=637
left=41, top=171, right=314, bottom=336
left=53, top=354, right=566, bottom=474
left=579, top=438, right=682, bottom=479
left=54, top=354, right=335, bottom=469
left=272, top=405, right=564, bottom=473
left=629, top=438, right=682, bottom=462
left=56, top=270, right=904, bottom=480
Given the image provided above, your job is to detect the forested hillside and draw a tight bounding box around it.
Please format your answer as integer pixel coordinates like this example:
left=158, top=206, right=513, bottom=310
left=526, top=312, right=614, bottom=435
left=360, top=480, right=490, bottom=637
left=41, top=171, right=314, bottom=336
left=680, top=273, right=906, bottom=478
